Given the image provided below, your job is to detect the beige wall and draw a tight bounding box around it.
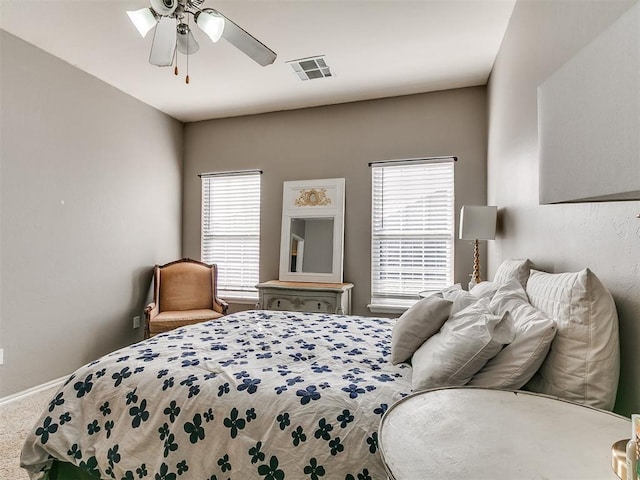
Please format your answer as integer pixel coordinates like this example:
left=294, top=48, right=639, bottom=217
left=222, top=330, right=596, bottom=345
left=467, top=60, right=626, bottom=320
left=183, top=87, right=488, bottom=316
left=0, top=31, right=183, bottom=397
left=487, top=0, right=640, bottom=415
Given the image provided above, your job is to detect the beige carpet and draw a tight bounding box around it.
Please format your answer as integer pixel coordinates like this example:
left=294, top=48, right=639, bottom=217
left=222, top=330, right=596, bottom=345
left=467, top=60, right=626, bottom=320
left=0, top=384, right=60, bottom=480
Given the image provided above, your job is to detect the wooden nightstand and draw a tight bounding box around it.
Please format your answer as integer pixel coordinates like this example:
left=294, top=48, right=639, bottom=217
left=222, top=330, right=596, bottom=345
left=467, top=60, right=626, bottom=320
left=255, top=280, right=353, bottom=314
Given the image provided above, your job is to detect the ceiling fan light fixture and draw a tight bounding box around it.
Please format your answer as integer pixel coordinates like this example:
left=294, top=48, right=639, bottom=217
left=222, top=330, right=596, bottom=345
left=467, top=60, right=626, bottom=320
left=149, top=0, right=177, bottom=16
left=176, top=23, right=200, bottom=54
left=126, top=8, right=157, bottom=38
left=195, top=9, right=225, bottom=43
left=128, top=1, right=276, bottom=73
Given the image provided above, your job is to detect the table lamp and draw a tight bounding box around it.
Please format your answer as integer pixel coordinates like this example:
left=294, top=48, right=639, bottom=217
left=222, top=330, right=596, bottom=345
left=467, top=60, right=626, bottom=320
left=459, top=205, right=497, bottom=286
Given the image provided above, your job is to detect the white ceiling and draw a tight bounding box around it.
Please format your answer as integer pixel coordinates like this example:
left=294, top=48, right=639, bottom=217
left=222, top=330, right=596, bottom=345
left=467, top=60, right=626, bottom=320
left=0, top=0, right=516, bottom=123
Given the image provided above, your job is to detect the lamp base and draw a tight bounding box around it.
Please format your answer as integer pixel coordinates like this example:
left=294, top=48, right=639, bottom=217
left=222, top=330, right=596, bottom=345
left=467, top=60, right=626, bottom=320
left=472, top=239, right=482, bottom=284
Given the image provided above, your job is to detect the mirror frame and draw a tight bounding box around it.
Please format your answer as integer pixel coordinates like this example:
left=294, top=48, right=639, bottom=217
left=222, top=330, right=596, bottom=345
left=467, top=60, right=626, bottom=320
left=279, top=178, right=345, bottom=283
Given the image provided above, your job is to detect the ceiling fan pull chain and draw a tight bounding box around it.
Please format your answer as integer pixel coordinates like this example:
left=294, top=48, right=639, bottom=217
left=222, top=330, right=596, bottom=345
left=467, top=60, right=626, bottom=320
left=185, top=46, right=189, bottom=83
left=185, top=16, right=190, bottom=84
left=173, top=47, right=178, bottom=76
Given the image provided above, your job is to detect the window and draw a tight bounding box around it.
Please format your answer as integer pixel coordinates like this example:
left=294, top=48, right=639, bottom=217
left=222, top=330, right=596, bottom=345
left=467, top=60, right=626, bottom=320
left=201, top=170, right=261, bottom=299
left=370, top=158, right=455, bottom=308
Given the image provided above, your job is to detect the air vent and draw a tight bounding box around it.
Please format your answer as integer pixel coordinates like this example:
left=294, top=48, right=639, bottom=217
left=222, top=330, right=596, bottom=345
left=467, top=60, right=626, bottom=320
left=287, top=56, right=333, bottom=81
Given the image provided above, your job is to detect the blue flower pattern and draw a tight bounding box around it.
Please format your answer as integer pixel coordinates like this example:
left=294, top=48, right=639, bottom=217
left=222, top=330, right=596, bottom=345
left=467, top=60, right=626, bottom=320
left=21, top=310, right=411, bottom=480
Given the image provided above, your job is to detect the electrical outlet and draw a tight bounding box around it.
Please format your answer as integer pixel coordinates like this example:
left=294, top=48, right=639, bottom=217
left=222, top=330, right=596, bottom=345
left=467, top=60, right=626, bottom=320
left=133, top=316, right=141, bottom=329
left=0, top=348, right=4, bottom=365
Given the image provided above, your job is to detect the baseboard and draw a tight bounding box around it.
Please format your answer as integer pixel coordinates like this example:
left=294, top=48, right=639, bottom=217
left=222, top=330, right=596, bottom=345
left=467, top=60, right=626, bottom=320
left=0, top=376, right=65, bottom=408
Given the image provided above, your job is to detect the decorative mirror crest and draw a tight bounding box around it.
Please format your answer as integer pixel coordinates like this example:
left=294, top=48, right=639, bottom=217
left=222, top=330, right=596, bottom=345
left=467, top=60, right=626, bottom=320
left=294, top=188, right=332, bottom=207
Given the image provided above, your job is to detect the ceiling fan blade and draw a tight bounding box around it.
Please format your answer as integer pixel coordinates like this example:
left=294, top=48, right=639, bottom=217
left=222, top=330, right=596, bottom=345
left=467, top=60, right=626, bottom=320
left=217, top=11, right=277, bottom=66
left=149, top=17, right=176, bottom=67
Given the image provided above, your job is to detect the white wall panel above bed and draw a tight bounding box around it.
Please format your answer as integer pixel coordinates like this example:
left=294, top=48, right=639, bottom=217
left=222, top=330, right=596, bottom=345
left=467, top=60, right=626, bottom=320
left=538, top=1, right=640, bottom=203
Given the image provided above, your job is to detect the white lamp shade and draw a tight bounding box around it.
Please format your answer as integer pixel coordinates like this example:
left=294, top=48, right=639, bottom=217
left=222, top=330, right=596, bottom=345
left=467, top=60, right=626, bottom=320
left=459, top=206, right=497, bottom=240
left=177, top=24, right=200, bottom=54
left=127, top=8, right=157, bottom=38
left=196, top=10, right=225, bottom=43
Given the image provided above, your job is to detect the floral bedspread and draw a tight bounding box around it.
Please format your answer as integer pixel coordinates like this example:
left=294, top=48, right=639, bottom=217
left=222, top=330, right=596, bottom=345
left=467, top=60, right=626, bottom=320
left=21, top=310, right=412, bottom=480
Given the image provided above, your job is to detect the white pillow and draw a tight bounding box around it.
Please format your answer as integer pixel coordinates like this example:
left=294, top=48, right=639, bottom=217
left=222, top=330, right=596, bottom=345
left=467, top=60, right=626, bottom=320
left=441, top=286, right=477, bottom=316
left=494, top=258, right=534, bottom=288
left=469, top=278, right=557, bottom=389
left=469, top=281, right=500, bottom=302
left=525, top=268, right=619, bottom=410
left=438, top=283, right=462, bottom=297
left=390, top=296, right=453, bottom=365
left=411, top=298, right=514, bottom=391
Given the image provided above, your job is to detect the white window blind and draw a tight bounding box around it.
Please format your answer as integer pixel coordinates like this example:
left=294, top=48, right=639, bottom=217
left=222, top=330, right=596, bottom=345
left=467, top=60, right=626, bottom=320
left=371, top=158, right=455, bottom=302
left=201, top=171, right=261, bottom=297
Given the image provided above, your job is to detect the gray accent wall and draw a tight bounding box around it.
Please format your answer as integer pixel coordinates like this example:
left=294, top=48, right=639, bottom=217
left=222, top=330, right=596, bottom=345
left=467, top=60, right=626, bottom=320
left=0, top=31, right=183, bottom=397
left=183, top=87, right=489, bottom=316
left=487, top=0, right=640, bottom=415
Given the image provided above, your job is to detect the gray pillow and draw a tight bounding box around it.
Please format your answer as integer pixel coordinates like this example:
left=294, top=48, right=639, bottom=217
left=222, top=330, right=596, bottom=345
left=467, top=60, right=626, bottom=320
left=390, top=296, right=453, bottom=365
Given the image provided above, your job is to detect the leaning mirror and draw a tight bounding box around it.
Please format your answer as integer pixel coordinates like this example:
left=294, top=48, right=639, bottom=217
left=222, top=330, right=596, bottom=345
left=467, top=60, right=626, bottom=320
left=279, top=178, right=345, bottom=283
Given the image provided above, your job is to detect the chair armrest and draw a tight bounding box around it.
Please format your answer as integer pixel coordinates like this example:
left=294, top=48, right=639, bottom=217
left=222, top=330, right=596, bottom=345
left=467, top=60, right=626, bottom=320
left=214, top=298, right=229, bottom=315
left=144, top=302, right=159, bottom=339
left=145, top=302, right=159, bottom=319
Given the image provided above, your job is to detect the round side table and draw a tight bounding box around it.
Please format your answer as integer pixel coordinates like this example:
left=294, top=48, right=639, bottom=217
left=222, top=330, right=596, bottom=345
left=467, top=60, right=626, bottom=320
left=379, top=387, right=630, bottom=480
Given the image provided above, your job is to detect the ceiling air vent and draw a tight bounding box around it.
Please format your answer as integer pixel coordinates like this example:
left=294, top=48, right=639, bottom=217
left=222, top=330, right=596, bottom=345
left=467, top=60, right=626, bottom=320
left=287, top=56, right=333, bottom=81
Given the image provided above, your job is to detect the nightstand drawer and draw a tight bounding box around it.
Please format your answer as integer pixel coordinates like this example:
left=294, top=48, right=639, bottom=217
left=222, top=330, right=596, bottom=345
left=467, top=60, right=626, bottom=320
left=263, top=293, right=336, bottom=313
left=300, top=297, right=336, bottom=313
left=263, top=295, right=294, bottom=311
left=256, top=281, right=353, bottom=315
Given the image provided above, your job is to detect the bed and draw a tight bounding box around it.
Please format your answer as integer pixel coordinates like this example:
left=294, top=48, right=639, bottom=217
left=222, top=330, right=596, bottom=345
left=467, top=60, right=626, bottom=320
left=21, top=310, right=412, bottom=480
left=20, top=260, right=621, bottom=480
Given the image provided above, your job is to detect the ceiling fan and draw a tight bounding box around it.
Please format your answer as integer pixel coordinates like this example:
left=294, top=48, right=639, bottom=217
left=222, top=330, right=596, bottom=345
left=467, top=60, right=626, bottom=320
left=127, top=0, right=277, bottom=81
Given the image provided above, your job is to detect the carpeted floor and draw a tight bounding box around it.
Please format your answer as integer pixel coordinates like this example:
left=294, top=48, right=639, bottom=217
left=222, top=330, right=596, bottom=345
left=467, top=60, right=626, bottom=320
left=0, top=384, right=60, bottom=480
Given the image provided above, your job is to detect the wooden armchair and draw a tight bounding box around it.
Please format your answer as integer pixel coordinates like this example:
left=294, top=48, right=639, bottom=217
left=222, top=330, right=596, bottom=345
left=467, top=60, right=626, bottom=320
left=144, top=258, right=228, bottom=338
